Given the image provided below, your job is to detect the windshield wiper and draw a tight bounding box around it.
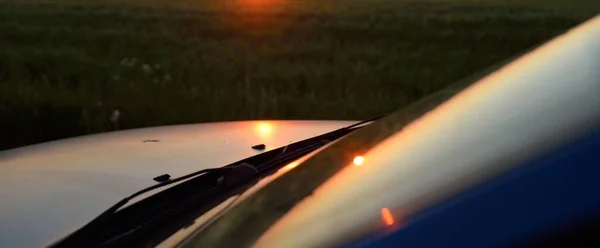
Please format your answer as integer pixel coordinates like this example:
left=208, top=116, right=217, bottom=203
left=100, top=116, right=380, bottom=219
left=50, top=117, right=380, bottom=248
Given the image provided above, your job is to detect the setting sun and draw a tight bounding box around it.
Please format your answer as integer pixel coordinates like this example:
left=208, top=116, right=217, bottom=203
left=235, top=0, right=283, bottom=10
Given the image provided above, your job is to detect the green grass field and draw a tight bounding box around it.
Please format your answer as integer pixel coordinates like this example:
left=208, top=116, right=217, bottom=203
left=0, top=0, right=598, bottom=150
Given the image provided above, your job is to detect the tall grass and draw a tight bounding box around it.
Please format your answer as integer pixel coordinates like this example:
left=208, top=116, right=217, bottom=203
left=0, top=0, right=598, bottom=150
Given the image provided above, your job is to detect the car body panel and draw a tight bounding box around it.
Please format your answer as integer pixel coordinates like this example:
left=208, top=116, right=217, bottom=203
left=256, top=15, right=600, bottom=248
left=187, top=15, right=600, bottom=248
left=349, top=128, right=600, bottom=247
left=0, top=120, right=355, bottom=248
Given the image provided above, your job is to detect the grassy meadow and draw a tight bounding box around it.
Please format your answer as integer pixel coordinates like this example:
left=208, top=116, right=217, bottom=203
left=0, top=0, right=598, bottom=150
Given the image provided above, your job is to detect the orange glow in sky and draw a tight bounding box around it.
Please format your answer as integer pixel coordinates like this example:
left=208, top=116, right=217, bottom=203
left=236, top=0, right=282, bottom=10
left=244, top=0, right=270, bottom=5
left=381, top=207, right=395, bottom=226
left=353, top=156, right=364, bottom=166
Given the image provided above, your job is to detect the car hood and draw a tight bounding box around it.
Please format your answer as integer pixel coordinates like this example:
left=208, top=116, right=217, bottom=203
left=0, top=120, right=355, bottom=248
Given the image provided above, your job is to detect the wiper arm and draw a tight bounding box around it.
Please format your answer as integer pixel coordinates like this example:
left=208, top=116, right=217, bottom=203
left=51, top=117, right=381, bottom=248
left=100, top=116, right=381, bottom=219
left=97, top=165, right=256, bottom=221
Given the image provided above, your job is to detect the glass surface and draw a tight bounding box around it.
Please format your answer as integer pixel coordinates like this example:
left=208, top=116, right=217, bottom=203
left=178, top=69, right=489, bottom=247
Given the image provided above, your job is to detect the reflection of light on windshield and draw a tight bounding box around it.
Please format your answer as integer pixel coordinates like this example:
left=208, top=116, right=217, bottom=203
left=282, top=161, right=299, bottom=172
left=381, top=207, right=395, bottom=226
left=353, top=156, right=364, bottom=166
left=256, top=122, right=273, bottom=137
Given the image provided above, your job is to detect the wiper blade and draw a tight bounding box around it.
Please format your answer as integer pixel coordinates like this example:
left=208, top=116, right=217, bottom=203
left=102, top=116, right=381, bottom=218
left=96, top=166, right=252, bottom=222
left=50, top=117, right=381, bottom=248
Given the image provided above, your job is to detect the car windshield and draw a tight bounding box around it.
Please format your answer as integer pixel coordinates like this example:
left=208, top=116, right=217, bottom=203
left=176, top=68, right=490, bottom=247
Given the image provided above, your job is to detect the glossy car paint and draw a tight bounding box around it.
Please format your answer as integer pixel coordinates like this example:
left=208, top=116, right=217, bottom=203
left=349, top=126, right=600, bottom=247
left=0, top=120, right=355, bottom=248
left=254, top=15, right=600, bottom=248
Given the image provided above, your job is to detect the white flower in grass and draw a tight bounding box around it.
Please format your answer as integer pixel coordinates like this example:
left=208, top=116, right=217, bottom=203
left=119, top=58, right=138, bottom=67
left=109, top=110, right=120, bottom=123
left=142, top=64, right=153, bottom=74
left=119, top=58, right=129, bottom=67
